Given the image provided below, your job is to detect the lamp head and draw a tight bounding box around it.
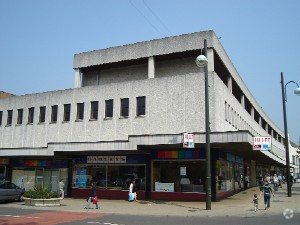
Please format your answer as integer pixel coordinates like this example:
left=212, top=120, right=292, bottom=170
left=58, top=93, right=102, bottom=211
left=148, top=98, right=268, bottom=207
left=195, top=55, right=208, bottom=67
left=294, top=87, right=300, bottom=95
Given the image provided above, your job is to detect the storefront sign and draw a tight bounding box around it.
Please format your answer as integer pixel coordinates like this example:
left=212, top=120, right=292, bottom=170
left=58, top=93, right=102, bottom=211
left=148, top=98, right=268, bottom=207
left=253, top=137, right=272, bottom=151
left=87, top=156, right=127, bottom=164
left=0, top=158, right=10, bottom=164
left=183, top=133, right=194, bottom=148
left=155, top=182, right=174, bottom=192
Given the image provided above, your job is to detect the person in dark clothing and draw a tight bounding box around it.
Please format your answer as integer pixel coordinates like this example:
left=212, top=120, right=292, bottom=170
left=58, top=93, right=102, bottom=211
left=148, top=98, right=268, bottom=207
left=260, top=180, right=274, bottom=210
left=85, top=183, right=99, bottom=209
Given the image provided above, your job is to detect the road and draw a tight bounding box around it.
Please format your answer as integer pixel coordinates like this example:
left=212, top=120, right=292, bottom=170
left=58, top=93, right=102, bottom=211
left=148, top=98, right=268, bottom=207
left=0, top=206, right=298, bottom=225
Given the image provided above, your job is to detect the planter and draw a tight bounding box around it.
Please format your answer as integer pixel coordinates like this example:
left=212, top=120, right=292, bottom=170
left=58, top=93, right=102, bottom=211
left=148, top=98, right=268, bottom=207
left=24, top=197, right=62, bottom=207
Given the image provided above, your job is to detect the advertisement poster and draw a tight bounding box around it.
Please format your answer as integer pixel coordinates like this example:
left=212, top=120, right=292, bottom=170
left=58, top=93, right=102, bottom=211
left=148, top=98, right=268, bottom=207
left=253, top=137, right=272, bottom=151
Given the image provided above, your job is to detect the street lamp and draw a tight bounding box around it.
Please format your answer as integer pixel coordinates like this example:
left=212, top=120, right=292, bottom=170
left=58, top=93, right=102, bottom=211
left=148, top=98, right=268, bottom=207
left=280, top=72, right=300, bottom=197
left=195, top=39, right=211, bottom=210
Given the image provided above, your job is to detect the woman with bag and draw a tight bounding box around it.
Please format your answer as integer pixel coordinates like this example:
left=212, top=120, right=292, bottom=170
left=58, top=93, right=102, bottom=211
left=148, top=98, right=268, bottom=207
left=84, top=183, right=99, bottom=209
left=129, top=180, right=137, bottom=201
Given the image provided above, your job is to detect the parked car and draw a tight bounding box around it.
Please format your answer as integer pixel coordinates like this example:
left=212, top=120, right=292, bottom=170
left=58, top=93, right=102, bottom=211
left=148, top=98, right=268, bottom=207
left=0, top=181, right=25, bottom=202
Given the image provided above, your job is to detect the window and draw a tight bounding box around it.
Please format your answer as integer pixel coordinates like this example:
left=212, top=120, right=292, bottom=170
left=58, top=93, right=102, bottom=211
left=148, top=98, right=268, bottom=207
left=17, top=109, right=23, bottom=125
left=0, top=111, right=3, bottom=126
left=105, top=99, right=113, bottom=118
left=76, top=103, right=84, bottom=120
left=39, top=106, right=46, bottom=123
left=120, top=98, right=129, bottom=117
left=63, top=104, right=71, bottom=122
left=28, top=107, right=34, bottom=124
left=136, top=96, right=146, bottom=116
left=7, top=110, right=13, bottom=126
left=90, top=101, right=98, bottom=120
left=51, top=105, right=58, bottom=123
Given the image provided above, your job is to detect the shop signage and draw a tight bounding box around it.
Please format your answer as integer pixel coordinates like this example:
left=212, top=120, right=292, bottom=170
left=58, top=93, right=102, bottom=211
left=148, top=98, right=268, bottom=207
left=0, top=158, right=10, bottom=164
left=183, top=133, right=194, bottom=148
left=87, top=156, right=127, bottom=164
left=253, top=137, right=272, bottom=151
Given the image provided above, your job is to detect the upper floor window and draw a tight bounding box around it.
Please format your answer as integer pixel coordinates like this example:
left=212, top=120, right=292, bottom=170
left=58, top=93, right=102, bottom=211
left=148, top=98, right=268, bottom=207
left=28, top=107, right=34, bottom=124
left=90, top=101, right=98, bottom=120
left=105, top=99, right=113, bottom=118
left=120, top=98, right=129, bottom=117
left=136, top=96, right=146, bottom=116
left=63, top=104, right=71, bottom=122
left=7, top=110, right=13, bottom=126
left=17, top=109, right=23, bottom=125
left=0, top=111, right=2, bottom=126
left=39, top=106, right=46, bottom=123
left=51, top=105, right=58, bottom=123
left=76, top=103, right=84, bottom=120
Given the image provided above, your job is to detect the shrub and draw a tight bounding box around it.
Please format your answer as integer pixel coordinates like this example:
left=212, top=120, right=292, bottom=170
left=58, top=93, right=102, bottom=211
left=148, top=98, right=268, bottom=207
left=23, top=186, right=59, bottom=199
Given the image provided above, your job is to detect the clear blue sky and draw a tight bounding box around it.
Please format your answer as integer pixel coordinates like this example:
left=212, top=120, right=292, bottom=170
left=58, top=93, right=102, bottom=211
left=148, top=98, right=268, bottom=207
left=0, top=0, right=299, bottom=143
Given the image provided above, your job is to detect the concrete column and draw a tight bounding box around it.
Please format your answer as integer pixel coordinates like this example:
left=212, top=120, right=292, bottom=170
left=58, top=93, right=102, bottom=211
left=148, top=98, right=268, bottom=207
left=148, top=56, right=155, bottom=79
left=241, top=95, right=245, bottom=107
left=251, top=107, right=254, bottom=119
left=227, top=77, right=232, bottom=93
left=259, top=117, right=262, bottom=126
left=207, top=48, right=214, bottom=72
left=74, top=69, right=82, bottom=88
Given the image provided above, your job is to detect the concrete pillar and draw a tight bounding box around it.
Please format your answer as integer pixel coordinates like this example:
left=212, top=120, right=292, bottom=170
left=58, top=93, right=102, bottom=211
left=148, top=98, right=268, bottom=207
left=251, top=107, right=254, bottom=119
left=74, top=69, right=82, bottom=88
left=207, top=48, right=214, bottom=72
left=227, top=77, right=232, bottom=93
left=259, top=117, right=262, bottom=126
left=148, top=56, right=155, bottom=79
left=241, top=95, right=245, bottom=107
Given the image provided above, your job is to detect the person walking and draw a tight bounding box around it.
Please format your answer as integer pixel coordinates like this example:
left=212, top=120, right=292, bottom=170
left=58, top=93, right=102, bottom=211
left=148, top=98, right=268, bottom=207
left=59, top=179, right=65, bottom=199
left=260, top=180, right=274, bottom=210
left=85, top=183, right=99, bottom=209
left=129, top=180, right=137, bottom=201
left=273, top=174, right=279, bottom=192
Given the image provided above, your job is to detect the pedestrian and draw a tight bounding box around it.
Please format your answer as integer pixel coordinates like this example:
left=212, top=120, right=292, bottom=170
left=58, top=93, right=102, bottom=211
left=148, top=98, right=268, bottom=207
left=278, top=174, right=283, bottom=188
left=273, top=174, right=279, bottom=192
left=260, top=180, right=274, bottom=210
left=244, top=175, right=249, bottom=189
left=59, top=179, right=64, bottom=199
left=252, top=194, right=259, bottom=212
left=85, top=183, right=99, bottom=209
left=129, top=180, right=137, bottom=201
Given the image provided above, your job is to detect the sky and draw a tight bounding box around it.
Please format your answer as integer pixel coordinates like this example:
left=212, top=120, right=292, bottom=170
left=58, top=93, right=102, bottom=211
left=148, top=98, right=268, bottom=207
left=0, top=0, right=299, bottom=144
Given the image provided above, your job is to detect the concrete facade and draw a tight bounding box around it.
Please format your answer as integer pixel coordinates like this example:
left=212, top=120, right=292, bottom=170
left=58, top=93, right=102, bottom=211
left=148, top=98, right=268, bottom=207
left=0, top=30, right=295, bottom=200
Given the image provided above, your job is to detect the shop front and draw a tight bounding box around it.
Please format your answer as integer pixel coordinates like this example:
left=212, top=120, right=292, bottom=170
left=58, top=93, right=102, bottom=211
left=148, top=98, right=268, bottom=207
left=71, top=154, right=146, bottom=200
left=11, top=159, right=69, bottom=195
left=0, top=158, right=10, bottom=180
left=151, top=149, right=207, bottom=201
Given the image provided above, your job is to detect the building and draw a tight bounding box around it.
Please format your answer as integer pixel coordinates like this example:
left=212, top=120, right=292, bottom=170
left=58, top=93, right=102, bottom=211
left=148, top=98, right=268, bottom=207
left=0, top=30, right=294, bottom=200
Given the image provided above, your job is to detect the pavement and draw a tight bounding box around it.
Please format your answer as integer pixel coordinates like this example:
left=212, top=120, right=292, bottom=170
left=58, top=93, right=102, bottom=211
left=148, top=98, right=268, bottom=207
left=1, top=183, right=299, bottom=218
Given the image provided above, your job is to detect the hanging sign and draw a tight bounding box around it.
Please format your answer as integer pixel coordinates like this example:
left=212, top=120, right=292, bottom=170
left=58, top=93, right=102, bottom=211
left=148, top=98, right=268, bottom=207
left=253, top=137, right=272, bottom=151
left=183, top=133, right=194, bottom=148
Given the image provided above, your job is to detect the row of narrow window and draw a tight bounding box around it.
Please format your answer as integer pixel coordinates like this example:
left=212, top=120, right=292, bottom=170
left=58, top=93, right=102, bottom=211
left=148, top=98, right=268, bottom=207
left=0, top=96, right=146, bottom=126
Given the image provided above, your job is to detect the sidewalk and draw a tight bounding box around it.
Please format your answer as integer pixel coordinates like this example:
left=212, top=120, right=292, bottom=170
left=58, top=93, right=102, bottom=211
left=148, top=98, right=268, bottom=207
left=3, top=183, right=300, bottom=217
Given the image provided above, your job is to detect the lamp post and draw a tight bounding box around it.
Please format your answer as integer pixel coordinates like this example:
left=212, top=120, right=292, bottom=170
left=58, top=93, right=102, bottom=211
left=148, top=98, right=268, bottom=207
left=280, top=72, right=300, bottom=197
left=195, top=39, right=211, bottom=210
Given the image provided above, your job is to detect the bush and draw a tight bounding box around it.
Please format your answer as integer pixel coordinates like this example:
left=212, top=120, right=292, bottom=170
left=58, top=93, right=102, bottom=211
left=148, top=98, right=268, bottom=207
left=23, top=186, right=59, bottom=199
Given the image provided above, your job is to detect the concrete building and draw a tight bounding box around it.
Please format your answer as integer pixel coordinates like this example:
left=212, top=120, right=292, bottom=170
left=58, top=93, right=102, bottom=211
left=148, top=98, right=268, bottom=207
left=0, top=30, right=294, bottom=200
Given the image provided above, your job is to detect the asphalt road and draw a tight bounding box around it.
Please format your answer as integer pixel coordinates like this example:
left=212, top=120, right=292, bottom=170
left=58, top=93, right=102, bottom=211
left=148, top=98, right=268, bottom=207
left=0, top=207, right=299, bottom=225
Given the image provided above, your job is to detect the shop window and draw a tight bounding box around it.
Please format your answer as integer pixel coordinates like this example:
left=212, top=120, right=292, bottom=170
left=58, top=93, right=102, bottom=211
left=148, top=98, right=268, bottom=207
left=76, top=103, right=84, bottom=120
left=152, top=161, right=205, bottom=193
left=51, top=105, right=58, bottom=123
left=90, top=101, right=98, bottom=120
left=17, top=109, right=23, bottom=125
left=120, top=98, right=129, bottom=117
left=136, top=96, right=145, bottom=116
left=0, top=111, right=2, bottom=126
left=63, top=104, right=71, bottom=122
left=73, top=165, right=146, bottom=191
left=39, top=106, right=46, bottom=123
left=105, top=99, right=113, bottom=118
left=7, top=110, right=13, bottom=126
left=28, top=107, right=34, bottom=124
